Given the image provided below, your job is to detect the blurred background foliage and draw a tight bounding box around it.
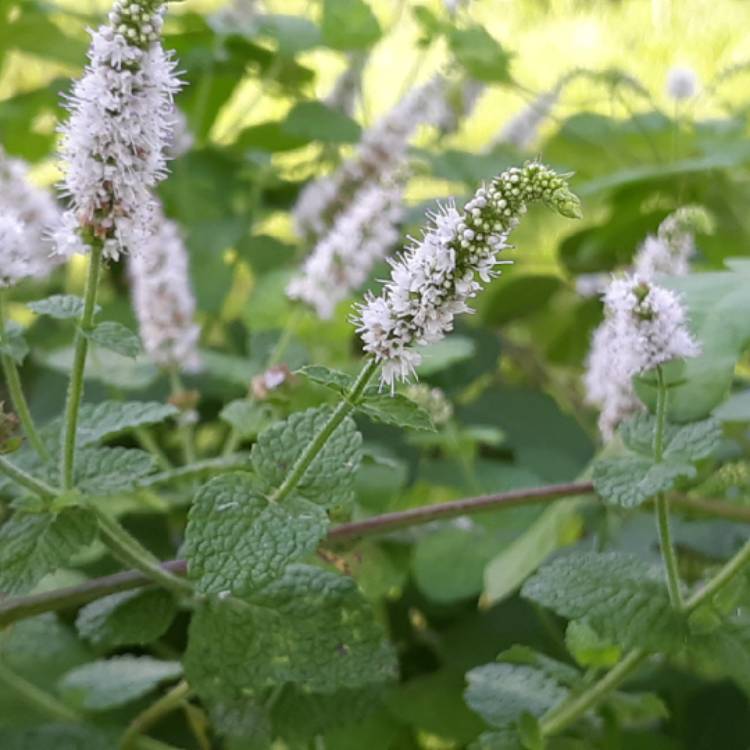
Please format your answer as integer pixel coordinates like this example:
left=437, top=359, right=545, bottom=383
left=3, top=0, right=750, bottom=748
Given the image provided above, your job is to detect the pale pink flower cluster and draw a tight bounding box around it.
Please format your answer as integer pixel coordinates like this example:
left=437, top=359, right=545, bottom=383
left=57, top=0, right=181, bottom=261
left=0, top=148, right=70, bottom=283
left=128, top=212, right=201, bottom=372
left=287, top=179, right=404, bottom=319
left=585, top=276, right=700, bottom=439
left=355, top=163, right=581, bottom=388
left=0, top=216, right=28, bottom=288
left=293, top=77, right=446, bottom=242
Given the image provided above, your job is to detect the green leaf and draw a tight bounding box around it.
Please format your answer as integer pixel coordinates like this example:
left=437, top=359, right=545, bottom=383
left=273, top=686, right=384, bottom=745
left=565, top=621, right=621, bottom=668
left=693, top=620, right=750, bottom=697
left=593, top=454, right=695, bottom=509
left=482, top=275, right=563, bottom=326
left=87, top=321, right=142, bottom=359
left=0, top=10, right=88, bottom=66
left=75, top=589, right=177, bottom=649
left=38, top=347, right=158, bottom=390
left=235, top=234, right=296, bottom=273
left=619, top=413, right=722, bottom=461
left=282, top=101, right=361, bottom=143
left=521, top=551, right=686, bottom=651
left=464, top=662, right=568, bottom=728
left=251, top=406, right=362, bottom=509
left=470, top=730, right=524, bottom=750
left=184, top=565, right=397, bottom=701
left=0, top=321, right=28, bottom=364
left=714, top=389, right=750, bottom=422
left=73, top=447, right=155, bottom=493
left=27, top=296, right=99, bottom=320
left=663, top=418, right=723, bottom=462
left=416, top=335, right=476, bottom=376
left=481, top=498, right=586, bottom=606
left=447, top=26, right=511, bottom=82
left=634, top=263, right=750, bottom=422
left=298, top=365, right=354, bottom=394
left=497, top=646, right=580, bottom=687
left=234, top=120, right=309, bottom=152
left=0, top=613, right=93, bottom=725
left=58, top=656, right=183, bottom=711
left=210, top=697, right=271, bottom=749
left=321, top=0, right=382, bottom=50
left=256, top=14, right=322, bottom=55
left=0, top=725, right=117, bottom=750
left=605, top=691, right=669, bottom=728
left=73, top=401, right=178, bottom=446
left=219, top=400, right=273, bottom=439
left=359, top=393, right=435, bottom=431
left=0, top=508, right=97, bottom=595
left=185, top=473, right=328, bottom=596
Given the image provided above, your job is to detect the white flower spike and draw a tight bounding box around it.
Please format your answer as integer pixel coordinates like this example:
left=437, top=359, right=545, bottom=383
left=287, top=179, right=404, bottom=319
left=293, top=77, right=446, bottom=243
left=355, top=162, right=582, bottom=389
left=128, top=211, right=201, bottom=372
left=0, top=148, right=70, bottom=283
left=0, top=216, right=29, bottom=289
left=585, top=275, right=700, bottom=439
left=57, top=0, right=182, bottom=261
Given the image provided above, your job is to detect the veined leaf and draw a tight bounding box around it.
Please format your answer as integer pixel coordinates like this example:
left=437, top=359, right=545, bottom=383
left=0, top=508, right=97, bottom=595
left=185, top=472, right=328, bottom=596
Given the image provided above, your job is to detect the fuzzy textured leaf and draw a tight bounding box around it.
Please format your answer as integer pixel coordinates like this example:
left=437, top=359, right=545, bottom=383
left=87, top=321, right=142, bottom=358
left=298, top=365, right=353, bottom=394
left=465, top=662, right=568, bottom=728
left=59, top=656, right=182, bottom=711
left=75, top=589, right=177, bottom=649
left=74, top=401, right=178, bottom=446
left=184, top=564, right=397, bottom=702
left=0, top=508, right=97, bottom=595
left=359, top=393, right=435, bottom=431
left=522, top=551, right=686, bottom=651
left=219, top=400, right=273, bottom=438
left=27, top=295, right=99, bottom=320
left=73, top=447, right=155, bottom=493
left=593, top=454, right=694, bottom=508
left=0, top=321, right=28, bottom=364
left=619, top=413, right=721, bottom=461
left=251, top=406, right=362, bottom=508
left=185, top=472, right=328, bottom=596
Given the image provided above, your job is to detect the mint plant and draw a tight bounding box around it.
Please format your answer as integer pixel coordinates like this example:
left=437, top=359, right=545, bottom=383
left=2, top=0, right=750, bottom=748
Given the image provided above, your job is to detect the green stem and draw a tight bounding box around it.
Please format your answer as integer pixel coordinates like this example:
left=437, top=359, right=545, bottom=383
left=60, top=243, right=103, bottom=490
left=539, top=649, right=647, bottom=736
left=0, top=454, right=57, bottom=498
left=270, top=359, right=378, bottom=503
left=686, top=537, right=750, bottom=612
left=95, top=509, right=193, bottom=597
left=0, top=292, right=50, bottom=461
left=0, top=480, right=593, bottom=627
left=134, top=426, right=173, bottom=471
left=653, top=366, right=684, bottom=610
left=653, top=367, right=667, bottom=460
left=120, top=679, right=192, bottom=750
left=656, top=495, right=683, bottom=608
left=0, top=659, right=81, bottom=723
left=540, top=537, right=750, bottom=737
